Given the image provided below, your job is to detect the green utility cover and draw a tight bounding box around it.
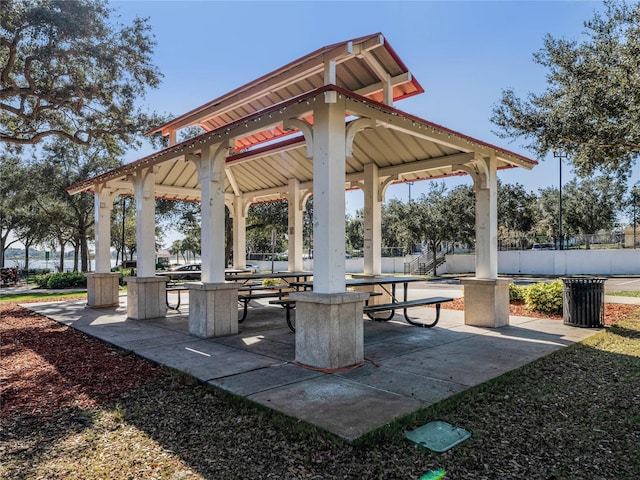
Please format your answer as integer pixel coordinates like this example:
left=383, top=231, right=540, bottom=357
left=406, top=421, right=471, bottom=452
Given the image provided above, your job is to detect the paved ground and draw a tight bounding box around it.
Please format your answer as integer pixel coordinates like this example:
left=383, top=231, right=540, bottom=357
left=21, top=282, right=602, bottom=441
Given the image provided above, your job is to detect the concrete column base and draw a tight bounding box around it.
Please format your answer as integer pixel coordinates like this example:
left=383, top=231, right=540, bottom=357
left=125, top=276, right=168, bottom=320
left=188, top=282, right=241, bottom=338
left=86, top=272, right=120, bottom=308
left=461, top=277, right=512, bottom=327
left=290, top=291, right=370, bottom=371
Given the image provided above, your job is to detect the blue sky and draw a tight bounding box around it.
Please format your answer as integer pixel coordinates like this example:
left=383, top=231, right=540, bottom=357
left=113, top=0, right=619, bottom=220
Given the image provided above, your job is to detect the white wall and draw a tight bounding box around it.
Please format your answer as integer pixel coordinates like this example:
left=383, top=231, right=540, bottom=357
left=253, top=250, right=640, bottom=276
left=254, top=257, right=408, bottom=274
left=445, top=250, right=640, bottom=276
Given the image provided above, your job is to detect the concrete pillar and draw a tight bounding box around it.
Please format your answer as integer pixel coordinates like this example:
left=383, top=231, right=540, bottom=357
left=363, top=163, right=382, bottom=275
left=127, top=168, right=167, bottom=319
left=475, top=156, right=498, bottom=279
left=86, top=273, right=120, bottom=308
left=94, top=185, right=115, bottom=273
left=87, top=185, right=120, bottom=308
left=193, top=143, right=229, bottom=283
left=461, top=277, right=511, bottom=327
left=232, top=196, right=247, bottom=270
left=464, top=154, right=510, bottom=327
left=288, top=178, right=304, bottom=272
left=291, top=291, right=369, bottom=370
left=132, top=168, right=156, bottom=277
left=312, top=98, right=347, bottom=293
left=125, top=276, right=168, bottom=320
left=188, top=282, right=241, bottom=338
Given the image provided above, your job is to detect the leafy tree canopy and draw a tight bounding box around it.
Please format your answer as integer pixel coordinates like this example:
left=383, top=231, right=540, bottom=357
left=491, top=0, right=640, bottom=177
left=1, top=0, right=162, bottom=146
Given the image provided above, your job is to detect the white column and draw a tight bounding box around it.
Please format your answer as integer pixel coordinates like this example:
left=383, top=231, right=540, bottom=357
left=133, top=168, right=156, bottom=277
left=475, top=155, right=498, bottom=279
left=94, top=185, right=114, bottom=273
left=363, top=163, right=382, bottom=275
left=232, top=196, right=247, bottom=269
left=195, top=144, right=228, bottom=283
left=312, top=97, right=347, bottom=293
left=288, top=178, right=304, bottom=272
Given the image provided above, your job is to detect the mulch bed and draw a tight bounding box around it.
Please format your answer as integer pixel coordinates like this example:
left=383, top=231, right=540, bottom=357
left=440, top=297, right=637, bottom=326
left=0, top=303, right=160, bottom=419
left=2, top=300, right=639, bottom=479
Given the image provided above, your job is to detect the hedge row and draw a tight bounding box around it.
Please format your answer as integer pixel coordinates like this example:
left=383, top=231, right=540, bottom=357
left=35, top=272, right=87, bottom=289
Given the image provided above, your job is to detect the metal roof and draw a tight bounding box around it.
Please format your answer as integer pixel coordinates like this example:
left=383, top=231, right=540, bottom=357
left=68, top=34, right=536, bottom=204
left=68, top=85, right=536, bottom=203
left=146, top=33, right=423, bottom=152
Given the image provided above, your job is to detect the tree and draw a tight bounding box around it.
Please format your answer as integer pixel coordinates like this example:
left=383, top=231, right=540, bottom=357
left=1, top=0, right=162, bottom=147
left=491, top=0, right=640, bottom=177
left=246, top=201, right=288, bottom=258
left=345, top=210, right=364, bottom=255
left=416, top=183, right=475, bottom=275
left=0, top=153, right=27, bottom=267
left=381, top=199, right=420, bottom=256
left=498, top=181, right=537, bottom=248
left=536, top=187, right=561, bottom=241
left=562, top=175, right=625, bottom=248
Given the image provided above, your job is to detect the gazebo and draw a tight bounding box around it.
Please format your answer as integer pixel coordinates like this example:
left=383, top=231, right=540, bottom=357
left=68, top=33, right=536, bottom=370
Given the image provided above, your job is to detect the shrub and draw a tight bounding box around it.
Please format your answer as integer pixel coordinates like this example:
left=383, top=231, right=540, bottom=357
left=509, top=283, right=527, bottom=302
left=35, top=272, right=87, bottom=289
left=524, top=280, right=563, bottom=315
left=262, top=277, right=280, bottom=287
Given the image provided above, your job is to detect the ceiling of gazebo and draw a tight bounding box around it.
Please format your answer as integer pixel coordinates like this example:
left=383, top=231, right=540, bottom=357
left=68, top=85, right=536, bottom=203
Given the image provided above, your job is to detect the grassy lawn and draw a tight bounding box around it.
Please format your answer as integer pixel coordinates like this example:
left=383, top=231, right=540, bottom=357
left=607, top=290, right=640, bottom=298
left=2, top=304, right=639, bottom=479
left=0, top=290, right=88, bottom=303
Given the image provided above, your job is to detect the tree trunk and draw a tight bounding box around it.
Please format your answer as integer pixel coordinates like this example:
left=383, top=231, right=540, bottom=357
left=73, top=239, right=80, bottom=272
left=431, top=242, right=439, bottom=276
left=81, top=234, right=89, bottom=271
left=58, top=237, right=65, bottom=272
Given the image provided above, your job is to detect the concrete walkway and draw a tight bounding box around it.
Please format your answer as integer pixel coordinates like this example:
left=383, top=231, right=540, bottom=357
left=24, top=287, right=599, bottom=441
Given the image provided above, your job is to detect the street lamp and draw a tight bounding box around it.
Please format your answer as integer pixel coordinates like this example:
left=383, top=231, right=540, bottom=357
left=632, top=186, right=639, bottom=249
left=407, top=182, right=414, bottom=202
left=553, top=150, right=567, bottom=250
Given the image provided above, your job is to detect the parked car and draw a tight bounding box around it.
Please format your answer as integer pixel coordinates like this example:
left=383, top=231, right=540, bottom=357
left=531, top=243, right=555, bottom=251
left=169, top=263, right=201, bottom=280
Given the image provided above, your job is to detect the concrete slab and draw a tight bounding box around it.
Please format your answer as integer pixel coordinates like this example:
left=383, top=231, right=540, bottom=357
left=248, top=375, right=423, bottom=441
left=337, top=363, right=467, bottom=404
left=19, top=283, right=605, bottom=440
left=213, top=363, right=323, bottom=396
left=136, top=339, right=281, bottom=382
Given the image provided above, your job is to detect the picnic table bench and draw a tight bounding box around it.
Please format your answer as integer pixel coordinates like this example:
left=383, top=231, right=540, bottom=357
left=362, top=295, right=453, bottom=328
left=237, top=283, right=293, bottom=322
left=165, top=284, right=189, bottom=311
left=269, top=291, right=383, bottom=332
left=288, top=276, right=454, bottom=329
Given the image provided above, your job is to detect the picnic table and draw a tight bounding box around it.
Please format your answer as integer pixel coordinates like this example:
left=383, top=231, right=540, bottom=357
left=288, top=276, right=453, bottom=328
left=227, top=272, right=313, bottom=322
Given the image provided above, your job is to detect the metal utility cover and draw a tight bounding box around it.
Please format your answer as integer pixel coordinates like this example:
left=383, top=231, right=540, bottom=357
left=406, top=420, right=471, bottom=452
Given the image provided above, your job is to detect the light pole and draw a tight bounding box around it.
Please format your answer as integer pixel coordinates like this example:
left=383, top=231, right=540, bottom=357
left=553, top=150, right=567, bottom=250
left=633, top=186, right=639, bottom=249
left=121, top=196, right=126, bottom=266
left=407, top=182, right=414, bottom=202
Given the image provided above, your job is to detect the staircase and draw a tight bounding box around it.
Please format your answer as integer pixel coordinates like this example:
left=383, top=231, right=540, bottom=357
left=404, top=245, right=452, bottom=275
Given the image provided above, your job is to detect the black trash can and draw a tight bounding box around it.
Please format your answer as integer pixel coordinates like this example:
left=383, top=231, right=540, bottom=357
left=561, top=277, right=606, bottom=328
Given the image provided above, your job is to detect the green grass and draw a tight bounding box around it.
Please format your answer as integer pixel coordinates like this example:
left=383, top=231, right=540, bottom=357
left=607, top=290, right=640, bottom=298
left=0, top=291, right=87, bottom=303
left=3, top=308, right=640, bottom=479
